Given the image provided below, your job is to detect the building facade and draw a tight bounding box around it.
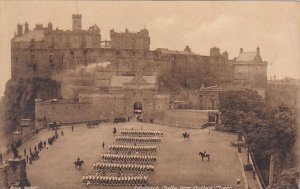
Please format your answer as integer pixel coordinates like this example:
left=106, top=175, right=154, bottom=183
left=35, top=74, right=170, bottom=129
left=10, top=14, right=267, bottom=92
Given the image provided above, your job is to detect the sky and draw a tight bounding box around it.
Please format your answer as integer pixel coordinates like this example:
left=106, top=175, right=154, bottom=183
left=0, top=1, right=299, bottom=96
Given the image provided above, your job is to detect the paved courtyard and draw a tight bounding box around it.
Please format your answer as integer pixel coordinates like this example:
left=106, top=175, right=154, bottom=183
left=21, top=122, right=245, bottom=189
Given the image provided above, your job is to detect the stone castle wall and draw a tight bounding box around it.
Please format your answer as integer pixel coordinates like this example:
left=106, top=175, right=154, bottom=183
left=110, top=29, right=150, bottom=50
left=35, top=97, right=125, bottom=127
left=265, top=81, right=299, bottom=112
left=35, top=91, right=170, bottom=126
left=155, top=109, right=213, bottom=128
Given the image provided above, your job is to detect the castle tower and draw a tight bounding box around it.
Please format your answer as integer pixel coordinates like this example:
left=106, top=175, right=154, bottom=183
left=72, top=14, right=82, bottom=32
left=24, top=22, right=29, bottom=33
left=17, top=24, right=23, bottom=36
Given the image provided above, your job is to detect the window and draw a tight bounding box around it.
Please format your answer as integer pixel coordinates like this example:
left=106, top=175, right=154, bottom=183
left=49, top=55, right=53, bottom=63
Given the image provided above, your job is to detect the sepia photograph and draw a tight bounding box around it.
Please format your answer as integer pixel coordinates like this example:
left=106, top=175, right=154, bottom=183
left=0, top=1, right=299, bottom=189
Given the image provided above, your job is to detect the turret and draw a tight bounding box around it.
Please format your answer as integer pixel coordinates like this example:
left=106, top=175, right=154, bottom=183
left=24, top=22, right=29, bottom=33
left=48, top=22, right=53, bottom=30
left=222, top=51, right=228, bottom=60
left=72, top=14, right=82, bottom=32
left=210, top=46, right=220, bottom=57
left=184, top=45, right=191, bottom=53
left=17, top=24, right=23, bottom=36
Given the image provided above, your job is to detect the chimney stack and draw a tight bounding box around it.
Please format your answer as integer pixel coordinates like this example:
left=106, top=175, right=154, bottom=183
left=240, top=48, right=243, bottom=54
left=257, top=46, right=260, bottom=54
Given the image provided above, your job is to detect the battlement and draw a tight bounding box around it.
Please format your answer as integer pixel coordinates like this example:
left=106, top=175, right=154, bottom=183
left=12, top=14, right=101, bottom=51
left=110, top=28, right=150, bottom=50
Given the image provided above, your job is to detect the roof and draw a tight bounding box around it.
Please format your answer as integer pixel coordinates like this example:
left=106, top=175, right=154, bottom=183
left=110, top=76, right=156, bottom=87
left=110, top=76, right=134, bottom=87
left=14, top=30, right=45, bottom=42
left=141, top=76, right=156, bottom=84
left=155, top=48, right=195, bottom=55
left=236, top=51, right=262, bottom=62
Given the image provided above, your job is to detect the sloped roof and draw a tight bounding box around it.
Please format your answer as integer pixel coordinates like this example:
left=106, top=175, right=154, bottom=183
left=110, top=76, right=134, bottom=87
left=14, top=30, right=45, bottom=42
left=155, top=48, right=194, bottom=55
left=110, top=76, right=156, bottom=87
left=141, top=76, right=156, bottom=84
left=236, top=51, right=262, bottom=62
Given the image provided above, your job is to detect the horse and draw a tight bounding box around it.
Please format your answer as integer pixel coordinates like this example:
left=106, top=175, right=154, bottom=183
left=199, top=152, right=210, bottom=161
left=74, top=160, right=84, bottom=170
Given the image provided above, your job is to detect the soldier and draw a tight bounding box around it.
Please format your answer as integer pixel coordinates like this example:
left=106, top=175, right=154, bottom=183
left=237, top=177, right=241, bottom=188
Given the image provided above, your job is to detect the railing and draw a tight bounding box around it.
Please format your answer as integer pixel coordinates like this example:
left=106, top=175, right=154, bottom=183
left=153, top=120, right=204, bottom=129
left=242, top=135, right=267, bottom=189
left=249, top=150, right=267, bottom=189
left=59, top=119, right=110, bottom=126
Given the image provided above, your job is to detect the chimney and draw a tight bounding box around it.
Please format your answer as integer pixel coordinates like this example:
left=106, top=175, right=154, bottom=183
left=240, top=48, right=243, bottom=54
left=257, top=46, right=260, bottom=54
left=24, top=22, right=29, bottom=33
left=17, top=24, right=23, bottom=36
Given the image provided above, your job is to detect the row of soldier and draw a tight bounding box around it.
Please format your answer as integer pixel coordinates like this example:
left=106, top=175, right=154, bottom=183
left=82, top=129, right=162, bottom=187
left=83, top=175, right=148, bottom=186
left=102, top=154, right=156, bottom=163
left=109, top=144, right=156, bottom=152
left=121, top=129, right=163, bottom=136
left=116, top=136, right=161, bottom=143
left=94, top=162, right=154, bottom=173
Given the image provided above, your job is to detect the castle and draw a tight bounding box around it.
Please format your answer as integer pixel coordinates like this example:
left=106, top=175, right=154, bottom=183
left=11, top=14, right=267, bottom=86
left=10, top=14, right=268, bottom=127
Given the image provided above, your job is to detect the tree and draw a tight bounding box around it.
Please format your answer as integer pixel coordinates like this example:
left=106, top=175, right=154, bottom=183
left=218, top=90, right=265, bottom=133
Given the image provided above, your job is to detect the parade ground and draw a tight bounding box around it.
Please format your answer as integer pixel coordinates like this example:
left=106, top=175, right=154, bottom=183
left=20, top=122, right=246, bottom=189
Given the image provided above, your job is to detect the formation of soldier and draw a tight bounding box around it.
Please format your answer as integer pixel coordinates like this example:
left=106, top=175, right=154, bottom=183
left=94, top=162, right=154, bottom=173
left=101, top=154, right=156, bottom=163
left=121, top=129, right=163, bottom=136
left=83, top=129, right=163, bottom=187
left=109, top=144, right=156, bottom=152
left=82, top=175, right=148, bottom=186
left=116, top=136, right=161, bottom=143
